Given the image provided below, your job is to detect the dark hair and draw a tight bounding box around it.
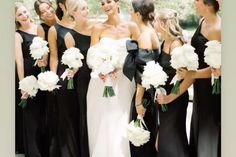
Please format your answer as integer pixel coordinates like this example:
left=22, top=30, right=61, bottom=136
left=56, top=0, right=66, bottom=20
left=34, top=0, right=52, bottom=17
left=132, top=0, right=155, bottom=22
left=203, top=0, right=219, bottom=13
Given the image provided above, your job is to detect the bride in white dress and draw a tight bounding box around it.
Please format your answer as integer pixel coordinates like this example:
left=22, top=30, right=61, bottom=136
left=86, top=0, right=139, bottom=157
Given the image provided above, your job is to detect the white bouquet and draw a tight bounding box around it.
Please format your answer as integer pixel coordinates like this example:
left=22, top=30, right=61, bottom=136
left=170, top=44, right=199, bottom=94
left=204, top=40, right=221, bottom=94
left=87, top=43, right=123, bottom=97
left=61, top=47, right=84, bottom=89
left=142, top=61, right=169, bottom=112
left=30, top=36, right=49, bottom=72
left=127, top=115, right=150, bottom=147
left=37, top=71, right=60, bottom=93
left=18, top=75, right=39, bottom=108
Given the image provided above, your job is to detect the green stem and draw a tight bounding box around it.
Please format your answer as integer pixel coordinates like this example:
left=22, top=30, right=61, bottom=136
left=40, top=66, right=46, bottom=72
left=67, top=78, right=74, bottom=90
left=18, top=99, right=27, bottom=108
left=171, top=80, right=180, bottom=94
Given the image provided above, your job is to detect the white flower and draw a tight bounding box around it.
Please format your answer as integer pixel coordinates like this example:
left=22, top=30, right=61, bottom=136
left=127, top=115, right=150, bottom=147
left=61, top=47, right=84, bottom=69
left=204, top=40, right=221, bottom=68
left=30, top=36, right=49, bottom=60
left=142, top=61, right=168, bottom=89
left=170, top=44, right=199, bottom=71
left=37, top=71, right=60, bottom=91
left=19, top=75, right=38, bottom=97
left=87, top=43, right=123, bottom=77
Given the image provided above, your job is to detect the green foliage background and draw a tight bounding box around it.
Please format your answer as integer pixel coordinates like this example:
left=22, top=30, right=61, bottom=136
left=16, top=0, right=199, bottom=29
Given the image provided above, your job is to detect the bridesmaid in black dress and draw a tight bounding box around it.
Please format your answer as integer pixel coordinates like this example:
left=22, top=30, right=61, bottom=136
left=48, top=0, right=79, bottom=157
left=154, top=8, right=189, bottom=157
left=187, top=1, right=221, bottom=157
left=15, top=3, right=47, bottom=157
left=123, top=0, right=159, bottom=156
left=158, top=1, right=221, bottom=157
left=64, top=0, right=96, bottom=156
left=34, top=1, right=58, bottom=156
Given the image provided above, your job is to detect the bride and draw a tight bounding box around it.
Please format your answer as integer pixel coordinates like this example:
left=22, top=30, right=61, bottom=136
left=86, top=0, right=139, bottom=157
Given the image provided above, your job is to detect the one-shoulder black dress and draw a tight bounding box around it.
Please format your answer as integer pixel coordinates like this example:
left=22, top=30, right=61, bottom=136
left=70, top=29, right=91, bottom=157
left=189, top=20, right=221, bottom=157
left=15, top=30, right=47, bottom=157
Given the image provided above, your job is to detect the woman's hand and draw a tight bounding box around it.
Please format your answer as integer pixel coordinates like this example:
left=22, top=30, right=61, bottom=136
left=67, top=68, right=78, bottom=79
left=211, top=67, right=221, bottom=77
left=21, top=90, right=29, bottom=99
left=176, top=67, right=188, bottom=79
left=156, top=94, right=173, bottom=105
left=135, top=103, right=146, bottom=118
left=109, top=69, right=118, bottom=81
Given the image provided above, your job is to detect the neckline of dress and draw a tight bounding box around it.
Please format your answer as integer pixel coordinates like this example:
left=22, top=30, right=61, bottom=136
left=100, top=36, right=130, bottom=41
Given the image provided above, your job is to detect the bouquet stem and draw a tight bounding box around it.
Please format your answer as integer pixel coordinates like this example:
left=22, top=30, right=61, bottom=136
left=67, top=78, right=74, bottom=90
left=212, top=78, right=221, bottom=94
left=160, top=104, right=168, bottom=112
left=40, top=66, right=46, bottom=72
left=171, top=80, right=180, bottom=94
left=18, top=99, right=27, bottom=108
left=103, top=86, right=115, bottom=97
left=103, top=76, right=115, bottom=97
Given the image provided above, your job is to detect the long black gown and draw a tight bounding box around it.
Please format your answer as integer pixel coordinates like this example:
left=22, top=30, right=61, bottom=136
left=123, top=40, right=159, bottom=157
left=189, top=20, right=221, bottom=157
left=70, top=29, right=91, bottom=157
left=49, top=24, right=79, bottom=157
left=40, top=22, right=55, bottom=157
left=15, top=30, right=47, bottom=157
left=157, top=42, right=189, bottom=157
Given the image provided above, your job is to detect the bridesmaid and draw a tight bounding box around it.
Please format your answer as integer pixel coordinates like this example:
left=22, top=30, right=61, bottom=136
left=153, top=8, right=189, bottom=157
left=123, top=0, right=159, bottom=156
left=48, top=0, right=79, bottom=157
left=64, top=0, right=96, bottom=156
left=157, top=1, right=221, bottom=157
left=34, top=0, right=58, bottom=155
left=15, top=2, right=47, bottom=157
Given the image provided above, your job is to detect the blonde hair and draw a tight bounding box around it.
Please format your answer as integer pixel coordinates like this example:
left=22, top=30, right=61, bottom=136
left=156, top=8, right=184, bottom=42
left=15, top=2, right=33, bottom=29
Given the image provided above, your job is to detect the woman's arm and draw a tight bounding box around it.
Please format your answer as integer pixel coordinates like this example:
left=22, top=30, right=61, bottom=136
left=15, top=32, right=24, bottom=81
left=48, top=26, right=58, bottom=73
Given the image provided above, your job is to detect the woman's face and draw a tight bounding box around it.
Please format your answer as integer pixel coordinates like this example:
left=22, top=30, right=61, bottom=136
left=15, top=6, right=30, bottom=25
left=194, top=0, right=207, bottom=16
left=129, top=6, right=138, bottom=22
left=100, top=0, right=118, bottom=15
left=76, top=1, right=89, bottom=19
left=39, top=3, right=55, bottom=21
left=153, top=15, right=163, bottom=33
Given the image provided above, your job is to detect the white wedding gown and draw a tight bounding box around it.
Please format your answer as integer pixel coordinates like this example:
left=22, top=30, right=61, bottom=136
left=87, top=37, right=135, bottom=157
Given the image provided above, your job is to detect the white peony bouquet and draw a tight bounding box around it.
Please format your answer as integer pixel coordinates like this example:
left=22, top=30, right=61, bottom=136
left=142, top=61, right=169, bottom=112
left=87, top=43, right=123, bottom=97
left=30, top=36, right=49, bottom=72
left=61, top=47, right=84, bottom=89
left=204, top=40, right=221, bottom=94
left=170, top=44, right=199, bottom=94
left=127, top=115, right=150, bottom=147
left=37, top=71, right=60, bottom=93
left=18, top=75, right=39, bottom=108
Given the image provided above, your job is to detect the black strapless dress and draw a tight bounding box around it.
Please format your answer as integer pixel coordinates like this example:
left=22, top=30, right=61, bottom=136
left=189, top=20, right=221, bottom=157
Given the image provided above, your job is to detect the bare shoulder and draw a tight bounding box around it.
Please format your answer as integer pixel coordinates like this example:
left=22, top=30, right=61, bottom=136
left=208, top=19, right=221, bottom=41
left=15, top=31, right=23, bottom=42
left=170, top=39, right=183, bottom=51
